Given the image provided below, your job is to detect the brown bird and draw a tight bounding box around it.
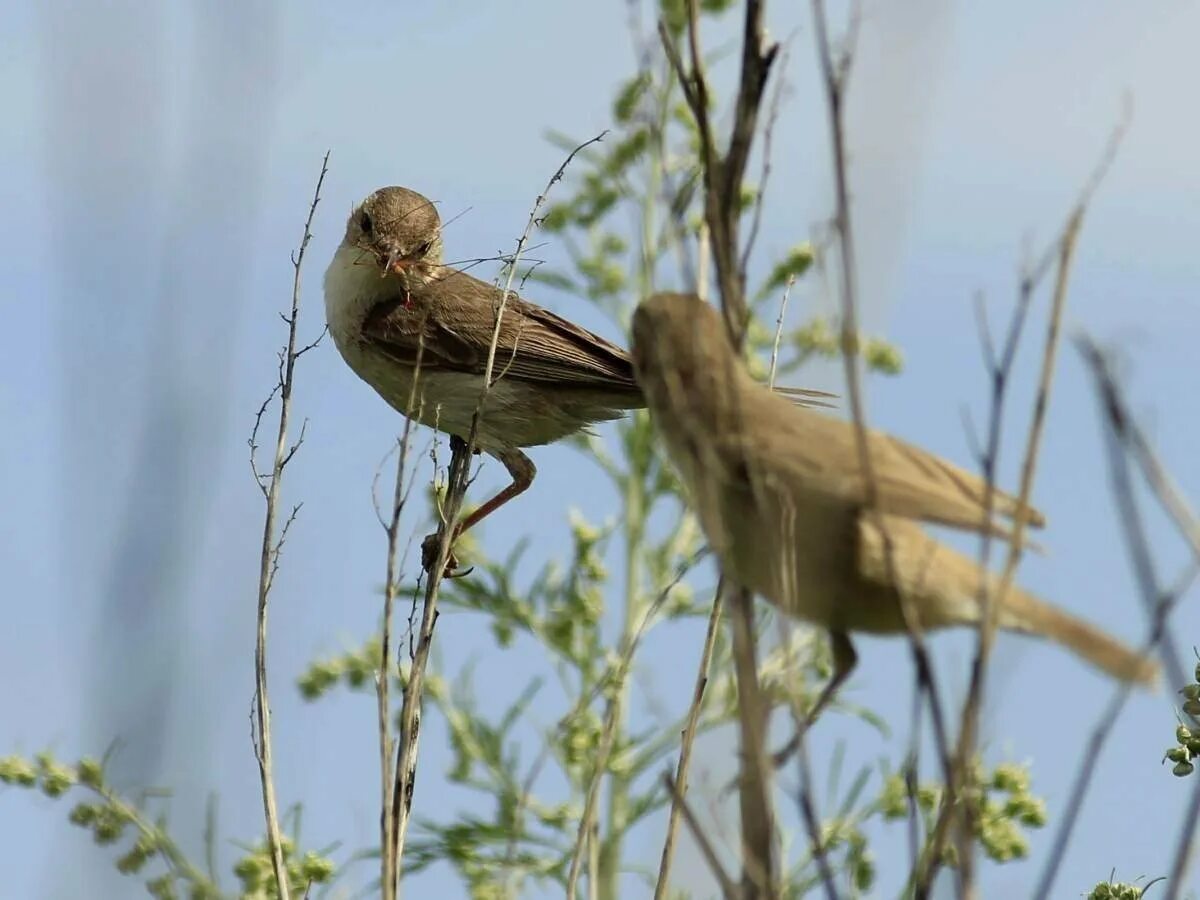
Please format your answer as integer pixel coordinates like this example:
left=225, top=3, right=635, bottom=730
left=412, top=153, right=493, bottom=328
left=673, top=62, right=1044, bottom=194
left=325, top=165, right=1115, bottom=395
left=630, top=291, right=1158, bottom=719
left=324, top=187, right=826, bottom=573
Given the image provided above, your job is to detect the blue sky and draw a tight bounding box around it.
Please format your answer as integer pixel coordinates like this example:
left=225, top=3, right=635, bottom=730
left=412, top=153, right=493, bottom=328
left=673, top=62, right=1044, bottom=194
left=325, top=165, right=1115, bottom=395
left=3, top=1, right=1199, bottom=897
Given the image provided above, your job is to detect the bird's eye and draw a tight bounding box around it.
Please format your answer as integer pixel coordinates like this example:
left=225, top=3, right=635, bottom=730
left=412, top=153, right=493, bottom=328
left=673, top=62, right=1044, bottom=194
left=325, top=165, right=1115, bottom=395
left=415, top=240, right=432, bottom=257
left=359, top=211, right=373, bottom=233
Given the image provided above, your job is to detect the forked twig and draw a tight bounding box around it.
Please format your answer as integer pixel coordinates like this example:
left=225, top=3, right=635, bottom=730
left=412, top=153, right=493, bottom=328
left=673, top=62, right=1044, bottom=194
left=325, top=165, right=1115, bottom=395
left=810, top=0, right=955, bottom=798
left=251, top=151, right=330, bottom=900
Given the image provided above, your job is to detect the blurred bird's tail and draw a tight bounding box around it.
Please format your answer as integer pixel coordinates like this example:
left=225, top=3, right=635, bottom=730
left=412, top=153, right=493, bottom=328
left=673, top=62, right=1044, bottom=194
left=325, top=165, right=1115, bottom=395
left=1000, top=588, right=1159, bottom=687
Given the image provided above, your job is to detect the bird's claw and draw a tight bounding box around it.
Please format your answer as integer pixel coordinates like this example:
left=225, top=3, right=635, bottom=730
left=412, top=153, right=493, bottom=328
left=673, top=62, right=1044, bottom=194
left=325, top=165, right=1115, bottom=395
left=420, top=532, right=472, bottom=579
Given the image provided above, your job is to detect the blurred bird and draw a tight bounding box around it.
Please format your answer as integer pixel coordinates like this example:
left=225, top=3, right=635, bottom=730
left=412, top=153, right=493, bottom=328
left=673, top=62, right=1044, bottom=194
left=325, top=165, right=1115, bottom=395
left=324, top=187, right=827, bottom=573
left=630, top=291, right=1158, bottom=722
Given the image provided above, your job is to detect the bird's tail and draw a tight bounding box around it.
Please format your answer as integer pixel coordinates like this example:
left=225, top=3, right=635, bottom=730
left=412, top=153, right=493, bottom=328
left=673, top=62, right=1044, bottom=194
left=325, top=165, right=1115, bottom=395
left=999, top=588, right=1159, bottom=687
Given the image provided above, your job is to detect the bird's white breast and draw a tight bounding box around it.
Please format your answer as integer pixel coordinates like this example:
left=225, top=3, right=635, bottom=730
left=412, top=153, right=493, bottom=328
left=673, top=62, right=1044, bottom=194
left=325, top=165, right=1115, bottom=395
left=322, top=242, right=519, bottom=447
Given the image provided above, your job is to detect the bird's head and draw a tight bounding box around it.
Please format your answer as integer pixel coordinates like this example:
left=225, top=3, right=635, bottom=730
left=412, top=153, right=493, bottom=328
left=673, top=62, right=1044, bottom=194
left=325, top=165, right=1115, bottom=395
left=343, top=186, right=445, bottom=287
left=631, top=292, right=738, bottom=398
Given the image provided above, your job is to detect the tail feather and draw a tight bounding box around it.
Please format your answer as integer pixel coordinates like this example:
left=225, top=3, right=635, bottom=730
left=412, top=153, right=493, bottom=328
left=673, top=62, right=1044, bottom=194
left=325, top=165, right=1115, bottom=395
left=1000, top=588, right=1159, bottom=687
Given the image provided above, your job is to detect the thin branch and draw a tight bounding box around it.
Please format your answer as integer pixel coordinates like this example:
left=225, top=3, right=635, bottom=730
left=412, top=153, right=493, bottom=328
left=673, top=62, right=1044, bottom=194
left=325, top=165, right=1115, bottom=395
left=741, top=39, right=792, bottom=275
left=956, top=212, right=1081, bottom=890
left=659, top=0, right=779, bottom=346
left=376, top=410, right=421, bottom=900
left=654, top=579, right=724, bottom=900
left=662, top=772, right=739, bottom=900
left=768, top=276, right=794, bottom=389
left=251, top=150, right=329, bottom=900
left=1064, top=339, right=1198, bottom=900
left=727, top=583, right=778, bottom=896
left=810, top=0, right=954, bottom=802
left=923, top=108, right=1127, bottom=892
left=790, top=730, right=840, bottom=900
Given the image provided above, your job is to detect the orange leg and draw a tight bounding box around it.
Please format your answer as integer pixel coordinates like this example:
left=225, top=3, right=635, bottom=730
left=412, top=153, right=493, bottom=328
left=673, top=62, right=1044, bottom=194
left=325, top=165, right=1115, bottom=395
left=421, top=443, right=536, bottom=575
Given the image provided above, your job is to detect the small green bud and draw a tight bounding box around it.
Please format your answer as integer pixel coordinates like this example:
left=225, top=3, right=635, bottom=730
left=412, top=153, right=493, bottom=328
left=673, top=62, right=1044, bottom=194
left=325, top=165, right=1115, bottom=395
left=233, top=856, right=263, bottom=890
left=40, top=762, right=75, bottom=797
left=1174, top=761, right=1195, bottom=777
left=1185, top=699, right=1200, bottom=718
left=146, top=874, right=178, bottom=900
left=1017, top=797, right=1048, bottom=827
left=878, top=773, right=907, bottom=819
left=0, top=755, right=38, bottom=787
left=299, top=851, right=335, bottom=883
left=917, top=784, right=943, bottom=810
left=1168, top=746, right=1190, bottom=764
left=76, top=757, right=103, bottom=788
left=115, top=846, right=149, bottom=874
left=68, top=803, right=99, bottom=826
left=1180, top=683, right=1200, bottom=700
left=1178, top=724, right=1193, bottom=744
left=991, top=763, right=1030, bottom=793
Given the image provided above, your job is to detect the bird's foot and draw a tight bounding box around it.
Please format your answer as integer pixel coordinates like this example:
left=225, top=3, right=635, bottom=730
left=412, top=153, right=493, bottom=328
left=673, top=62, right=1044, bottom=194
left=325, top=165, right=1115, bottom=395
left=420, top=531, right=473, bottom=579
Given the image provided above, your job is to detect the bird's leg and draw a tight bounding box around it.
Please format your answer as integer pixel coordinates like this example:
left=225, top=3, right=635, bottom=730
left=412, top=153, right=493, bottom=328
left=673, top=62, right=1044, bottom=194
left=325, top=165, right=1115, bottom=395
left=771, top=630, right=858, bottom=769
left=421, top=444, right=536, bottom=577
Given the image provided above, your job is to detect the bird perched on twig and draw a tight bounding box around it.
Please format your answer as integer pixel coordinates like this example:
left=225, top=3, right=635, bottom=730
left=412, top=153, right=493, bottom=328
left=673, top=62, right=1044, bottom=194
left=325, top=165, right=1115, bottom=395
left=630, top=291, right=1158, bottom=723
left=324, top=187, right=826, bottom=575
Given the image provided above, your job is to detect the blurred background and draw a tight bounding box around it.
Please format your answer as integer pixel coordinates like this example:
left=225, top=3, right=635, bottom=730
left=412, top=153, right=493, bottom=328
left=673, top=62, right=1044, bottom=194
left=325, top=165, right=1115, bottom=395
left=3, top=1, right=1199, bottom=896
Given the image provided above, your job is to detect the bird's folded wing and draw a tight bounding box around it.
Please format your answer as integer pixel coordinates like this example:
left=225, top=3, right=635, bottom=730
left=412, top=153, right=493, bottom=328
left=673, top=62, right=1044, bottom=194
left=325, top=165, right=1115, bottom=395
left=363, top=270, right=640, bottom=392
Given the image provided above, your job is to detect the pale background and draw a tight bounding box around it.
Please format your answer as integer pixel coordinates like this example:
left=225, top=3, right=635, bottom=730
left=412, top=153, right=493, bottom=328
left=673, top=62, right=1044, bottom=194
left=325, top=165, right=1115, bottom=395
left=3, top=1, right=1199, bottom=897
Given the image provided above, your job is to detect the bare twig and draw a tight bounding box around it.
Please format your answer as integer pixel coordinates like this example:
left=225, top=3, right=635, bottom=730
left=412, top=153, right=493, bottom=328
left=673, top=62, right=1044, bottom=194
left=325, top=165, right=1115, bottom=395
left=376, top=412, right=422, bottom=900
left=662, top=772, right=740, bottom=899
left=924, top=110, right=1127, bottom=893
left=956, top=212, right=1081, bottom=890
left=658, top=0, right=779, bottom=346
left=250, top=151, right=329, bottom=900
left=741, top=40, right=792, bottom=275
left=768, top=276, right=794, bottom=389
left=726, top=583, right=779, bottom=896
left=1058, top=339, right=1198, bottom=900
left=386, top=134, right=606, bottom=890
left=789, top=730, right=840, bottom=900
left=654, top=578, right=724, bottom=900
left=810, top=0, right=954, bottom=800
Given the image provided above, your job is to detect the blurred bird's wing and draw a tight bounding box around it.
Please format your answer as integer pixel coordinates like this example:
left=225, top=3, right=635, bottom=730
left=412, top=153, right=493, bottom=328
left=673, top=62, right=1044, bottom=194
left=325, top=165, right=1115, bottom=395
left=721, top=385, right=1045, bottom=536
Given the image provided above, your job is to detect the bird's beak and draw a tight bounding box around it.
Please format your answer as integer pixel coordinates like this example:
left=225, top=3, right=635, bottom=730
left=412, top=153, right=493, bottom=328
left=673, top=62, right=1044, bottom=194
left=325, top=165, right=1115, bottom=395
left=383, top=249, right=410, bottom=277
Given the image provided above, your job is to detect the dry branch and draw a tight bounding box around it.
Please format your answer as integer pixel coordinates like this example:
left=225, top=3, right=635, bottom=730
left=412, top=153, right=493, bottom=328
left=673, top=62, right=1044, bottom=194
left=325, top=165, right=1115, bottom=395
left=250, top=151, right=330, bottom=900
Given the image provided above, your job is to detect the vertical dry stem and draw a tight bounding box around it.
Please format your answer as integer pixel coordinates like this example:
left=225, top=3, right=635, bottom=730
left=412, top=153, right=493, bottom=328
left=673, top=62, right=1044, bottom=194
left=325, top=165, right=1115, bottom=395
left=250, top=152, right=330, bottom=900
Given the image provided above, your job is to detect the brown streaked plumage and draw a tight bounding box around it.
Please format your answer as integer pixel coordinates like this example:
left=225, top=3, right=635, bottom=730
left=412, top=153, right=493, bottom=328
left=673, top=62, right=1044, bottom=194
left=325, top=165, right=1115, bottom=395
left=630, top=291, right=1158, bottom=717
left=325, top=188, right=827, bottom=573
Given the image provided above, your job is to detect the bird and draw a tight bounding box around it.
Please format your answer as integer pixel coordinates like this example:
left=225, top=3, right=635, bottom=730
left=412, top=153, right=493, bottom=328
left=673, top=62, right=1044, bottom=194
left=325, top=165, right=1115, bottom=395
left=324, top=187, right=827, bottom=574
left=630, top=291, right=1158, bottom=724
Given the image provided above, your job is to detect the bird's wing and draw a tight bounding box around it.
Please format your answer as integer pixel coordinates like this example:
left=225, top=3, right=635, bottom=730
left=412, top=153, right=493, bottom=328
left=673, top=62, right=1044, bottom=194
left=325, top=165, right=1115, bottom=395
left=362, top=268, right=640, bottom=393
left=723, top=385, right=1045, bottom=535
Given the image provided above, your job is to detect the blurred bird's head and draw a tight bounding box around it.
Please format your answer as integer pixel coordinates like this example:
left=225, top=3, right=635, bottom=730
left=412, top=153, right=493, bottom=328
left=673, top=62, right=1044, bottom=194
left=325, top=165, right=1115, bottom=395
left=631, top=292, right=742, bottom=405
